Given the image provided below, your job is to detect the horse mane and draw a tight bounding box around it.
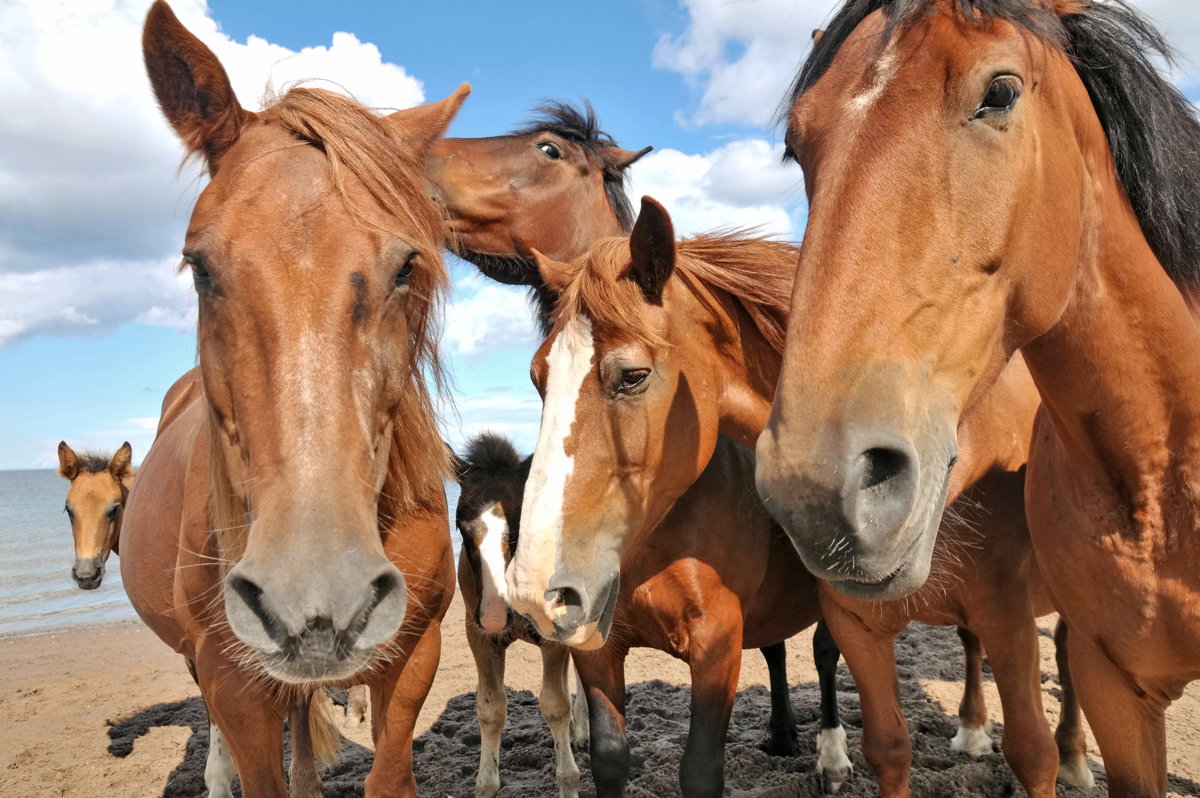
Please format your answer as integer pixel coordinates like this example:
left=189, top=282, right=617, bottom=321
left=556, top=232, right=798, bottom=353
left=512, top=101, right=636, bottom=232
left=460, top=433, right=524, bottom=476
left=782, top=0, right=1200, bottom=292
left=73, top=451, right=116, bottom=474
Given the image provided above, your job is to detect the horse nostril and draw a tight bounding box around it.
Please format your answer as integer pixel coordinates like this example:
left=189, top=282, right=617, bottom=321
left=860, top=447, right=908, bottom=491
left=547, top=585, right=585, bottom=611
left=228, top=573, right=287, bottom=646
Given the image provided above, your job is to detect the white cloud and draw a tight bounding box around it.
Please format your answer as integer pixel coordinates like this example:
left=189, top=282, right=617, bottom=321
left=442, top=271, right=541, bottom=357
left=0, top=0, right=425, bottom=347
left=629, top=138, right=805, bottom=238
left=655, top=0, right=1200, bottom=129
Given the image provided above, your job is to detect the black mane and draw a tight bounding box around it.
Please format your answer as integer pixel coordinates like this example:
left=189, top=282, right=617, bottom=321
left=512, top=100, right=636, bottom=232
left=782, top=0, right=1200, bottom=291
left=460, top=432, right=525, bottom=477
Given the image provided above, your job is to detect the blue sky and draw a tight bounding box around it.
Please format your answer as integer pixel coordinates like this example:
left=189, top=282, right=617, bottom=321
left=1, top=0, right=1197, bottom=469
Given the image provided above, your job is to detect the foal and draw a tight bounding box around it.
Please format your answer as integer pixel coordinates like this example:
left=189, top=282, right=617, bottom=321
left=57, top=441, right=132, bottom=589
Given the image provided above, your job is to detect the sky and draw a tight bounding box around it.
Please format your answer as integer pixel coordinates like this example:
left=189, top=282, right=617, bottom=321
left=1, top=0, right=1198, bottom=469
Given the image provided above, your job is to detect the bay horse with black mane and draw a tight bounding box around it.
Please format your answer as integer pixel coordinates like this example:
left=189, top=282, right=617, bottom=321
left=120, top=4, right=466, bottom=795
left=755, top=0, right=1200, bottom=795
left=510, top=196, right=1091, bottom=796
left=57, top=441, right=132, bottom=590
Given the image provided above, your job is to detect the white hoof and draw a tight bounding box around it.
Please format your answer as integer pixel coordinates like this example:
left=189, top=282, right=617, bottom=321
left=816, top=725, right=853, bottom=794
left=1057, top=753, right=1096, bottom=788
left=950, top=722, right=992, bottom=756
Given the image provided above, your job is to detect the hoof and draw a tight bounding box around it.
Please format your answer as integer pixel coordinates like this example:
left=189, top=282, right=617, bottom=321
left=1057, top=754, right=1096, bottom=789
left=760, top=724, right=801, bottom=757
left=950, top=722, right=992, bottom=756
left=816, top=725, right=852, bottom=794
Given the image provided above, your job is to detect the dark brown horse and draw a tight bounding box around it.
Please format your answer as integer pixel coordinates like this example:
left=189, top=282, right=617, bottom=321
left=512, top=196, right=1090, bottom=796
left=57, top=441, right=131, bottom=589
left=121, top=4, right=466, bottom=795
left=757, top=1, right=1200, bottom=794
left=429, top=102, right=650, bottom=330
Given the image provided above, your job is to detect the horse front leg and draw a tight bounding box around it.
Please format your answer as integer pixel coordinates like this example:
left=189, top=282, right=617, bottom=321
left=539, top=642, right=582, bottom=797
left=574, top=647, right=629, bottom=798
left=1051, top=619, right=1094, bottom=787
left=196, top=652, right=288, bottom=798
left=812, top=619, right=852, bottom=793
left=465, top=621, right=508, bottom=798
left=365, top=623, right=443, bottom=798
left=570, top=660, right=590, bottom=750
left=974, top=614, right=1057, bottom=798
left=679, top=613, right=742, bottom=798
left=950, top=626, right=992, bottom=755
left=759, top=641, right=799, bottom=756
left=821, top=597, right=911, bottom=798
left=187, top=657, right=238, bottom=798
left=288, top=691, right=339, bottom=798
left=1069, top=629, right=1170, bottom=798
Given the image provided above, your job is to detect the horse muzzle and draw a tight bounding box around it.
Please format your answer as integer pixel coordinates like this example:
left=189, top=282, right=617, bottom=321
left=72, top=557, right=104, bottom=590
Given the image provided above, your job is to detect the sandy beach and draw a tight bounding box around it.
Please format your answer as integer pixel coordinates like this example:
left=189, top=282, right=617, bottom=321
left=2, top=594, right=1198, bottom=797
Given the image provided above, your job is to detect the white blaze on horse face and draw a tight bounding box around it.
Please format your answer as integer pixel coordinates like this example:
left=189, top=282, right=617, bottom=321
left=477, top=503, right=511, bottom=634
left=510, top=315, right=595, bottom=620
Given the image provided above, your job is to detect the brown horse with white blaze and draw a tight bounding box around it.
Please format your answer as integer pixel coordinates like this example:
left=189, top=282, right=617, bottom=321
left=514, top=196, right=1091, bottom=796
left=57, top=441, right=132, bottom=590
left=121, top=4, right=466, bottom=795
left=757, top=1, right=1200, bottom=794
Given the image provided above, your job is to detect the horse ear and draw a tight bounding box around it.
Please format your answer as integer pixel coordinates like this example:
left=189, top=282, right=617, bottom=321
left=623, top=196, right=676, bottom=304
left=110, top=442, right=134, bottom=486
left=58, top=441, right=78, bottom=481
left=811, top=28, right=825, bottom=44
left=384, top=83, right=471, bottom=153
left=601, top=145, right=653, bottom=171
left=142, top=0, right=249, bottom=174
left=1048, top=0, right=1087, bottom=17
left=532, top=249, right=574, bottom=295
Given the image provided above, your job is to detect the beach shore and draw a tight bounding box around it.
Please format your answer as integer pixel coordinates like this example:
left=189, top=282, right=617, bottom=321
left=3, top=595, right=1198, bottom=797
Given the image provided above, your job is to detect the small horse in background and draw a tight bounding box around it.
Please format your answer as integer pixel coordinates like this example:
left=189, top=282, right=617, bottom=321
left=430, top=101, right=650, bottom=330
left=465, top=432, right=848, bottom=797
left=57, top=441, right=132, bottom=589
left=452, top=434, right=588, bottom=798
left=513, top=197, right=1090, bottom=797
left=122, top=4, right=466, bottom=795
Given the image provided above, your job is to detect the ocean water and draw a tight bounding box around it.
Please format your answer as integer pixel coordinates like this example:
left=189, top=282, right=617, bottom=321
left=0, top=468, right=461, bottom=638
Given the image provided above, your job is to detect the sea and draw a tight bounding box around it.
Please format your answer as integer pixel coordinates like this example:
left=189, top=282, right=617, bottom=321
left=0, top=468, right=461, bottom=638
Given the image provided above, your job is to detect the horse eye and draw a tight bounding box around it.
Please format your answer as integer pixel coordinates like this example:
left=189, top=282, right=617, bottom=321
left=64, top=505, right=73, bottom=518
left=183, top=251, right=214, bottom=293
left=537, top=141, right=562, bottom=160
left=617, top=368, right=650, bottom=394
left=975, top=78, right=1020, bottom=117
left=106, top=505, right=119, bottom=521
left=395, top=252, right=418, bottom=288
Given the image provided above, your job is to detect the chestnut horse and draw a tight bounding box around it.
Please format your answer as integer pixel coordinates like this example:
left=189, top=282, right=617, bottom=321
left=121, top=4, right=466, bottom=796
left=432, top=105, right=820, bottom=793
left=756, top=1, right=1200, bottom=795
left=512, top=197, right=1090, bottom=796
left=57, top=441, right=132, bottom=589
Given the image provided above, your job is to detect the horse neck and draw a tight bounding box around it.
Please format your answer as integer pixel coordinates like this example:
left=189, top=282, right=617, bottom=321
left=678, top=276, right=783, bottom=448
left=1020, top=172, right=1200, bottom=547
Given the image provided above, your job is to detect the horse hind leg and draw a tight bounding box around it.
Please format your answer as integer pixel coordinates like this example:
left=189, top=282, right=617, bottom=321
left=812, top=619, right=853, bottom=793
left=1052, top=620, right=1095, bottom=787
left=539, top=643, right=582, bottom=798
left=758, top=641, right=800, bottom=757
left=570, top=659, right=590, bottom=750
left=949, top=626, right=993, bottom=756
left=345, top=684, right=370, bottom=731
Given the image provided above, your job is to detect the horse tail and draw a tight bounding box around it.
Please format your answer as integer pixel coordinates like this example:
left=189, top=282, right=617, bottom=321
left=309, top=689, right=342, bottom=771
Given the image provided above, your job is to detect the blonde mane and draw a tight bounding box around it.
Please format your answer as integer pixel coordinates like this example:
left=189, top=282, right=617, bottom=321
left=555, top=230, right=798, bottom=351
